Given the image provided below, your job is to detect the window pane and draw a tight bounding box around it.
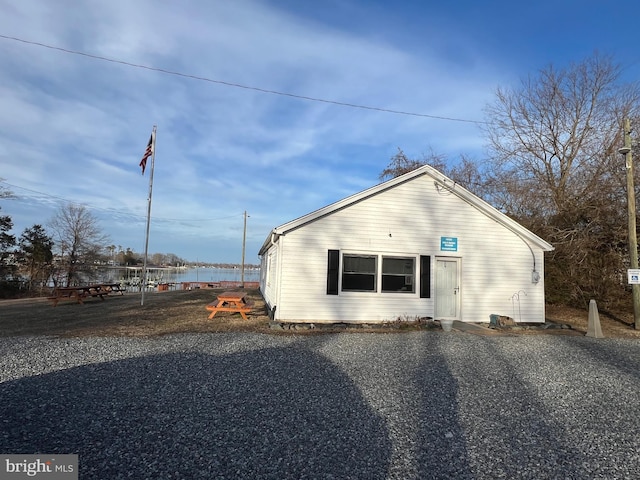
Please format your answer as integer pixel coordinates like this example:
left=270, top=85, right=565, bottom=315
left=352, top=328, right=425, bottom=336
left=382, top=257, right=415, bottom=293
left=342, top=254, right=377, bottom=292
left=343, top=255, right=376, bottom=273
left=342, top=273, right=376, bottom=291
left=383, top=257, right=414, bottom=275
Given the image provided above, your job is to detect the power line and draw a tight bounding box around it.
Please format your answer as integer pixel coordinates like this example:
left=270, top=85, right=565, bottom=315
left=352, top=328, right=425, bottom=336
left=0, top=33, right=487, bottom=125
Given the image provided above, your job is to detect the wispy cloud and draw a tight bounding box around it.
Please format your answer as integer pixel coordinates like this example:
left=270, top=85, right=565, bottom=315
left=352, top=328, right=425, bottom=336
left=0, top=0, right=528, bottom=261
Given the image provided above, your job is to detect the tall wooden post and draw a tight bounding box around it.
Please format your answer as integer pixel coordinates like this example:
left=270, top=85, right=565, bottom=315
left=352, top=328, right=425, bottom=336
left=621, top=118, right=640, bottom=329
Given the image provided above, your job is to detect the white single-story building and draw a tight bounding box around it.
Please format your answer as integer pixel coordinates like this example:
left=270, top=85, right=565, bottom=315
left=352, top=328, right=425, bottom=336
left=258, top=164, right=554, bottom=324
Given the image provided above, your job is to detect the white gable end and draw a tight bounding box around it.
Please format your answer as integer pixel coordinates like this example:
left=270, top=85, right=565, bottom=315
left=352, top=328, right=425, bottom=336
left=260, top=166, right=552, bottom=324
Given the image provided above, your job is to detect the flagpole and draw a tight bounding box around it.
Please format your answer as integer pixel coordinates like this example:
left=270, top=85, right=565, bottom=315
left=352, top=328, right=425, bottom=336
left=141, top=125, right=157, bottom=306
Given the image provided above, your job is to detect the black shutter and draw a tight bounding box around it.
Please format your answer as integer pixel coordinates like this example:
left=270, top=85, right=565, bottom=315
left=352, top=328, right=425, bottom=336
left=327, top=250, right=339, bottom=295
left=420, top=255, right=431, bottom=298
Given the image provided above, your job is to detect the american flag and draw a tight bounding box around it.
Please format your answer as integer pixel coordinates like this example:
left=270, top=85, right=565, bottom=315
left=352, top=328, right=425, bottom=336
left=139, top=132, right=154, bottom=175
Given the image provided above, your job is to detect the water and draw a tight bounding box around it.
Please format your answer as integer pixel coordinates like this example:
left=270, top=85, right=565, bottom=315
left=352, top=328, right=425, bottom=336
left=173, top=267, right=260, bottom=284
left=113, top=267, right=260, bottom=285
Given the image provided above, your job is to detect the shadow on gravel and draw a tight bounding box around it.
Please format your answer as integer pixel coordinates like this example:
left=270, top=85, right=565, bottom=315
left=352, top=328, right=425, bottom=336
left=443, top=336, right=589, bottom=478
left=415, top=336, right=474, bottom=478
left=0, top=346, right=392, bottom=479
left=555, top=335, right=640, bottom=381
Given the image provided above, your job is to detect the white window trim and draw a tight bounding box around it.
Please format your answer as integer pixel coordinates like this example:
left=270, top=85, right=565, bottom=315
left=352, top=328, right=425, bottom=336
left=340, top=252, right=420, bottom=295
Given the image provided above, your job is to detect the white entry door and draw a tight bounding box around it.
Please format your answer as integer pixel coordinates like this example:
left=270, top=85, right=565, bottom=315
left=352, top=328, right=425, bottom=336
left=435, top=258, right=460, bottom=319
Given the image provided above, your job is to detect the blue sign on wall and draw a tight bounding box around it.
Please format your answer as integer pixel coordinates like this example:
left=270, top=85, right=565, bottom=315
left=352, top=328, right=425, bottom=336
left=440, top=236, right=458, bottom=251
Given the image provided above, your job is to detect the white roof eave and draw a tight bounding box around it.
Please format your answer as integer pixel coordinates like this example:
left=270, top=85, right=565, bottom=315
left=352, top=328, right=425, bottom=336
left=261, top=165, right=554, bottom=254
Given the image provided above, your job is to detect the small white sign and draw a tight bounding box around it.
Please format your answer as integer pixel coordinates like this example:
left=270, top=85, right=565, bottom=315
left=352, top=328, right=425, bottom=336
left=628, top=269, right=640, bottom=284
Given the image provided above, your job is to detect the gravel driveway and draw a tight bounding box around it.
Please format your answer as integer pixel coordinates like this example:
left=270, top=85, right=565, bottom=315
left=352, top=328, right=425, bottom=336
left=1, top=332, right=640, bottom=479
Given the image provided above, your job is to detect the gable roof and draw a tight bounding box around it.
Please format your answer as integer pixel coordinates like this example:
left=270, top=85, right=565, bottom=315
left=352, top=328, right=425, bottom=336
left=259, top=164, right=554, bottom=255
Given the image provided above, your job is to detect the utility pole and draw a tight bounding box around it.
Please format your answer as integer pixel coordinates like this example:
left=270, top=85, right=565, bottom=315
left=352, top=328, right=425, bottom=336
left=620, top=117, right=640, bottom=329
left=241, top=211, right=247, bottom=289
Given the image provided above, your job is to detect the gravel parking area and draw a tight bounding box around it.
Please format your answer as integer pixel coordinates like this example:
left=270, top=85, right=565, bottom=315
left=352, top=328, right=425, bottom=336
left=2, top=332, right=640, bottom=479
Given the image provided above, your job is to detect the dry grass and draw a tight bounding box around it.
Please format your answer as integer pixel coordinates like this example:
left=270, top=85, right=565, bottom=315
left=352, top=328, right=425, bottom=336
left=1, top=288, right=640, bottom=338
left=0, top=288, right=271, bottom=338
left=545, top=303, right=640, bottom=339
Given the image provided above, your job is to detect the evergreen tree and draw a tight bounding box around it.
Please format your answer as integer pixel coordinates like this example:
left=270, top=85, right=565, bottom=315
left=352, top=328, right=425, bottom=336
left=18, top=224, right=54, bottom=293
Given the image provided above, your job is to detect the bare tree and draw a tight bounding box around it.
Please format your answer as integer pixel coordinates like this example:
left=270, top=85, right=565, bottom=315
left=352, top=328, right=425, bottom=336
left=378, top=148, right=493, bottom=201
left=49, top=204, right=109, bottom=287
left=483, top=52, right=640, bottom=308
left=483, top=53, right=634, bottom=215
left=379, top=147, right=447, bottom=181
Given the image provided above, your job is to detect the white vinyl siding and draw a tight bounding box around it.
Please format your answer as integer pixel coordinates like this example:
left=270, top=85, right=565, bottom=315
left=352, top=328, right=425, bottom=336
left=259, top=247, right=278, bottom=312
left=262, top=172, right=548, bottom=324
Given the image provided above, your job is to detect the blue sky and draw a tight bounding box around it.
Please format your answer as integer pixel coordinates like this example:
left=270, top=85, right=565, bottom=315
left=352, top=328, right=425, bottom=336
left=1, top=0, right=639, bottom=263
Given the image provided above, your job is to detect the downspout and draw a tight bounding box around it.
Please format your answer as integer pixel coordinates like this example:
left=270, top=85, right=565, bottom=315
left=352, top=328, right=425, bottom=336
left=512, top=230, right=539, bottom=284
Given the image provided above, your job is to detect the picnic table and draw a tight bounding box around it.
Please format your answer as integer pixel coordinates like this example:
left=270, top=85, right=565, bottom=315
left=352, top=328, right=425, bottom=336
left=48, top=283, right=125, bottom=306
left=205, top=291, right=253, bottom=320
